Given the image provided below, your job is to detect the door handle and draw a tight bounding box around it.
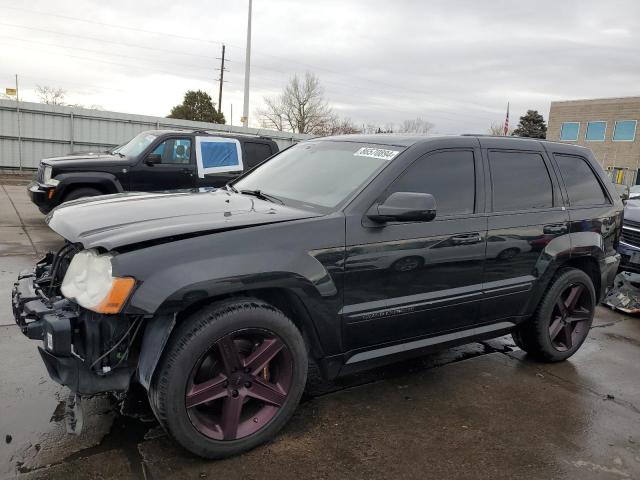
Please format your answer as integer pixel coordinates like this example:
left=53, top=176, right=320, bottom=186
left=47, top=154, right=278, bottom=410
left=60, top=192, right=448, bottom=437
left=450, top=233, right=483, bottom=244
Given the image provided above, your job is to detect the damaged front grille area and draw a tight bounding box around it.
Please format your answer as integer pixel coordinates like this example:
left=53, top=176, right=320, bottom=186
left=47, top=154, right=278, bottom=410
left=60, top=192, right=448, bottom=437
left=12, top=244, right=143, bottom=394
left=12, top=243, right=82, bottom=338
left=621, top=224, right=640, bottom=248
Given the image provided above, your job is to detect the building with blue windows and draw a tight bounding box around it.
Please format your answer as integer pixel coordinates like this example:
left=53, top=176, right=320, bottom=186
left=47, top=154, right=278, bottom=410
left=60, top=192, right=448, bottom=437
left=548, top=97, right=640, bottom=185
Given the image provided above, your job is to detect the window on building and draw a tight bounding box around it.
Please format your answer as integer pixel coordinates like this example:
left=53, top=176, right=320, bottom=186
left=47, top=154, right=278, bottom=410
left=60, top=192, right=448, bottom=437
left=613, top=120, right=637, bottom=141
left=585, top=121, right=606, bottom=141
left=386, top=150, right=476, bottom=216
left=489, top=151, right=553, bottom=212
left=555, top=154, right=608, bottom=206
left=560, top=122, right=580, bottom=141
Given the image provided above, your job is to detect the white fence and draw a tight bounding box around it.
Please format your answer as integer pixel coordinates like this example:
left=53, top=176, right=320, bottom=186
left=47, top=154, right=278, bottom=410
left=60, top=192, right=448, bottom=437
left=0, top=99, right=309, bottom=171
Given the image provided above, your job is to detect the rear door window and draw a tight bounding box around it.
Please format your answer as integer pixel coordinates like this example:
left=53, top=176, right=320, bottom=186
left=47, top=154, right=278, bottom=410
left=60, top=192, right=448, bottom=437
left=195, top=136, right=243, bottom=178
left=554, top=154, right=608, bottom=206
left=489, top=151, right=553, bottom=212
left=244, top=142, right=274, bottom=169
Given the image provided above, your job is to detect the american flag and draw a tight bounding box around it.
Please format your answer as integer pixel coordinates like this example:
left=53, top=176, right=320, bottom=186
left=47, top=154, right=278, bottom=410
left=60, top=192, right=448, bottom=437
left=503, top=102, right=510, bottom=136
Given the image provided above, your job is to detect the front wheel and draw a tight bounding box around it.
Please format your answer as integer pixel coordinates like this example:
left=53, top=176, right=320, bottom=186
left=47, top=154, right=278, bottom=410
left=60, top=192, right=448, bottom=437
left=513, top=268, right=595, bottom=362
left=151, top=298, right=308, bottom=458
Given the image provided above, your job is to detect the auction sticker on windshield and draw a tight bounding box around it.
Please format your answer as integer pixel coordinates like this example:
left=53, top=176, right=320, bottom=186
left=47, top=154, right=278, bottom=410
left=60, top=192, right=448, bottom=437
left=354, top=147, right=400, bottom=161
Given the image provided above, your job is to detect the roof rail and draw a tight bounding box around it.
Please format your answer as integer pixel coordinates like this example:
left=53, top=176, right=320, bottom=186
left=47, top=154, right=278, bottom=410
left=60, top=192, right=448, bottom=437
left=191, top=128, right=265, bottom=138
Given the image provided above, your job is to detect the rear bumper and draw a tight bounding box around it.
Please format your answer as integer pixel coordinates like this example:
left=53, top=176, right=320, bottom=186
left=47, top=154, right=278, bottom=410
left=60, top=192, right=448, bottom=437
left=27, top=181, right=57, bottom=214
left=12, top=261, right=133, bottom=395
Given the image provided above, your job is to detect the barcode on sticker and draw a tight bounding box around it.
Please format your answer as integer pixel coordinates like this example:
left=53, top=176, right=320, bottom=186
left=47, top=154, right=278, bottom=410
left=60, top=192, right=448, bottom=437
left=354, top=147, right=399, bottom=161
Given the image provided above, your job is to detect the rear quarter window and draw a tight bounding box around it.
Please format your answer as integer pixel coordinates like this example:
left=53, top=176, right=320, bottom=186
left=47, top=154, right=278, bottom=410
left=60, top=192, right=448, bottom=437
left=243, top=142, right=274, bottom=169
left=554, top=154, right=609, bottom=206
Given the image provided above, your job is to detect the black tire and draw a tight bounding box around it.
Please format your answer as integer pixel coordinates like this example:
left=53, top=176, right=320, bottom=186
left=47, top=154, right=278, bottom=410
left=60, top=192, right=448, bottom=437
left=62, top=187, right=103, bottom=203
left=150, top=298, right=307, bottom=459
left=513, top=268, right=595, bottom=362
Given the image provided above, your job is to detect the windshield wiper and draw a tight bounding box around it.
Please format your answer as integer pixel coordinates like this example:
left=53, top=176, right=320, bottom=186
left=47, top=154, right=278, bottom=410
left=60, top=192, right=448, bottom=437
left=225, top=184, right=239, bottom=193
left=239, top=189, right=284, bottom=205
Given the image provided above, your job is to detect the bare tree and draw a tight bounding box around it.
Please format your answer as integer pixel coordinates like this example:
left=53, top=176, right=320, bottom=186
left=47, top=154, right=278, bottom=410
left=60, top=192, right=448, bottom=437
left=36, top=85, right=66, bottom=105
left=258, top=73, right=334, bottom=134
left=488, top=121, right=512, bottom=136
left=397, top=117, right=434, bottom=134
left=362, top=123, right=394, bottom=134
left=316, top=116, right=362, bottom=136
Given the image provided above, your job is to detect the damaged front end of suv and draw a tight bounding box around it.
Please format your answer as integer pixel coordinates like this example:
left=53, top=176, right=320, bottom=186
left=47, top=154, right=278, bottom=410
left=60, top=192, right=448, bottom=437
left=13, top=245, right=141, bottom=396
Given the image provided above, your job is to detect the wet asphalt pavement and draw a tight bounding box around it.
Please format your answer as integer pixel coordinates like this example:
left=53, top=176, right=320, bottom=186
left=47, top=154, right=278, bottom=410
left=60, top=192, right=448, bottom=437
left=0, top=182, right=639, bottom=479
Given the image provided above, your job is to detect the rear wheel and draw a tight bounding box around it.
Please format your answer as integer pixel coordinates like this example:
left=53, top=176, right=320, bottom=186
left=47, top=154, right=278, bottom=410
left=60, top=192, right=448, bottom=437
left=151, top=298, right=307, bottom=459
left=513, top=268, right=595, bottom=362
left=62, top=187, right=103, bottom=203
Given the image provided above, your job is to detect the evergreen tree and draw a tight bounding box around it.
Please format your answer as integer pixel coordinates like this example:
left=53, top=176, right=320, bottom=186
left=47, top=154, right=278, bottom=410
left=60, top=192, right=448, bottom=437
left=512, top=110, right=547, bottom=139
left=168, top=90, right=225, bottom=124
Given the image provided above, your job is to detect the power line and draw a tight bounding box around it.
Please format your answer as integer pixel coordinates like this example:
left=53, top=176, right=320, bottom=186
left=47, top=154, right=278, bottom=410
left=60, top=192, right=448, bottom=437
left=0, top=34, right=217, bottom=75
left=0, top=22, right=218, bottom=61
left=0, top=5, right=498, bottom=121
left=0, top=4, right=230, bottom=47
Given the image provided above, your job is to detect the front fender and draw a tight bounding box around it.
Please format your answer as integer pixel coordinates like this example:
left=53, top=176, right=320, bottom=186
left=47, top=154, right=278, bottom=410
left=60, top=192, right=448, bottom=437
left=111, top=216, right=346, bottom=355
left=54, top=171, right=123, bottom=198
left=117, top=249, right=337, bottom=315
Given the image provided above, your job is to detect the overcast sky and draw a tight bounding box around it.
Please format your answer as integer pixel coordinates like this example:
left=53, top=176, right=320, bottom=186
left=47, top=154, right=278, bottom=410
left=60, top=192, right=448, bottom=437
left=1, top=0, right=639, bottom=133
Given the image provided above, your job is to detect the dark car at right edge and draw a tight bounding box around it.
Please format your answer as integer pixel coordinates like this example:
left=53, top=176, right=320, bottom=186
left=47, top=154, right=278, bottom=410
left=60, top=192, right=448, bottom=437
left=12, top=134, right=622, bottom=459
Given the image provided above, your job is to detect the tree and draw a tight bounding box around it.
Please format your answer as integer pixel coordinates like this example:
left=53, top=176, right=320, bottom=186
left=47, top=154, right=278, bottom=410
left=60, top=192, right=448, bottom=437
left=36, top=85, right=66, bottom=105
left=316, top=117, right=362, bottom=136
left=512, top=110, right=547, bottom=139
left=257, top=72, right=334, bottom=134
left=168, top=90, right=225, bottom=124
left=397, top=117, right=435, bottom=134
left=488, top=121, right=512, bottom=136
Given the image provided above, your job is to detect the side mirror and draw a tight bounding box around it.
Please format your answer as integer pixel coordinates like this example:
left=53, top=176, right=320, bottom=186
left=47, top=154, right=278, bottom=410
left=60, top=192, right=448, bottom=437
left=615, top=184, right=630, bottom=202
left=367, top=192, right=436, bottom=223
left=145, top=153, right=162, bottom=166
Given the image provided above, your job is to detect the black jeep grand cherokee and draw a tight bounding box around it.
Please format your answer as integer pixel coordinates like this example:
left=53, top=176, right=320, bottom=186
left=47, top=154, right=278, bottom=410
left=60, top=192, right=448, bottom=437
left=13, top=135, right=622, bottom=458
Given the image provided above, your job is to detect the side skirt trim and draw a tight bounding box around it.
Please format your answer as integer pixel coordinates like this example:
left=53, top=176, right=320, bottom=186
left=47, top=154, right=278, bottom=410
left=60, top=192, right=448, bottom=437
left=345, top=321, right=515, bottom=365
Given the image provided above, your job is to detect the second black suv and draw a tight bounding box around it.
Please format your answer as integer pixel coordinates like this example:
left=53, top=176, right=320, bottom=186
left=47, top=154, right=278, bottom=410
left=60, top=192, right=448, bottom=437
left=13, top=135, right=622, bottom=459
left=27, top=129, right=279, bottom=213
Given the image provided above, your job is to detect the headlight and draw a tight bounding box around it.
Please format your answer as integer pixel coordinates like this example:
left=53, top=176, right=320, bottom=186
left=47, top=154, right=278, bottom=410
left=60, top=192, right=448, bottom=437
left=61, top=249, right=135, bottom=314
left=42, top=165, right=59, bottom=186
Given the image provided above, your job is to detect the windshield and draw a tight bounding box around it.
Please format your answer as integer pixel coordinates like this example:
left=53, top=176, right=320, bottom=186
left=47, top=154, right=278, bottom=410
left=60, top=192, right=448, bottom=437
left=233, top=141, right=402, bottom=209
left=112, top=132, right=159, bottom=157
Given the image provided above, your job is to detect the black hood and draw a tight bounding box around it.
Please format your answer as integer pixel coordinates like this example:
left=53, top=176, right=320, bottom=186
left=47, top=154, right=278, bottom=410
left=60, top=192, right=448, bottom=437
left=43, top=152, right=130, bottom=169
left=46, top=189, right=322, bottom=250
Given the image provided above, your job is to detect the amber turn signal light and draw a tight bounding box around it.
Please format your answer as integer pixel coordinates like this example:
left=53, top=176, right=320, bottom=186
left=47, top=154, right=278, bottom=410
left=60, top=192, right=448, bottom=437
left=94, top=277, right=136, bottom=314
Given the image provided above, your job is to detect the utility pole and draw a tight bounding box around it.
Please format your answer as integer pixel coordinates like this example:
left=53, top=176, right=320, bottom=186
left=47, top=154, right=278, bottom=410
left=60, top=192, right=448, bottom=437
left=217, top=44, right=226, bottom=116
left=242, top=0, right=252, bottom=127
left=15, top=74, right=22, bottom=173
left=230, top=104, right=233, bottom=126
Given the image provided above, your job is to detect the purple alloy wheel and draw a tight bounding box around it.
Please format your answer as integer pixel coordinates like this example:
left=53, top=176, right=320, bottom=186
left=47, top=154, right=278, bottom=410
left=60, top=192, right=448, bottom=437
left=548, top=283, right=592, bottom=352
left=185, top=328, right=293, bottom=441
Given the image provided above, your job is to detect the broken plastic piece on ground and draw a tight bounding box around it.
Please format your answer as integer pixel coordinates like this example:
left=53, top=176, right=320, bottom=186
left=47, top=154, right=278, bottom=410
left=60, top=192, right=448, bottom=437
left=603, top=271, right=640, bottom=314
left=65, top=394, right=84, bottom=435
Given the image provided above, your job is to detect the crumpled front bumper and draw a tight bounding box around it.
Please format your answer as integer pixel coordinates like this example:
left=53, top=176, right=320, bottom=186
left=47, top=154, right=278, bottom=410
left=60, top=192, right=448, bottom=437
left=12, top=259, right=132, bottom=395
